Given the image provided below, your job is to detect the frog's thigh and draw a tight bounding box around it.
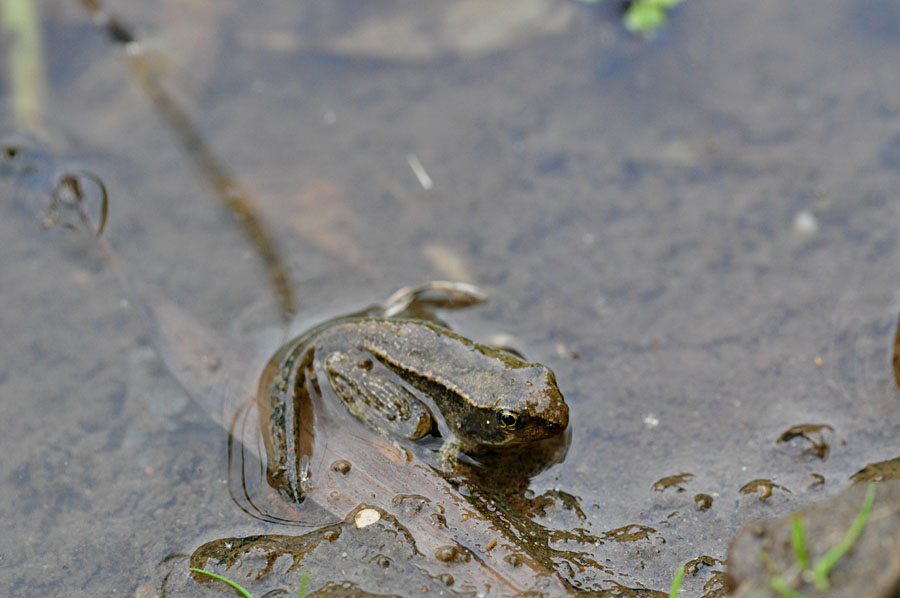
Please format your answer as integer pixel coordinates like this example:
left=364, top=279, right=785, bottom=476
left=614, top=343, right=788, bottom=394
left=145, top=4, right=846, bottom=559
left=324, top=350, right=434, bottom=441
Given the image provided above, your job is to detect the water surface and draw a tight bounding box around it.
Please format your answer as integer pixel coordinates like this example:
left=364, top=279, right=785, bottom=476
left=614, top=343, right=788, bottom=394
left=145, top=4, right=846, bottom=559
left=2, top=1, right=900, bottom=596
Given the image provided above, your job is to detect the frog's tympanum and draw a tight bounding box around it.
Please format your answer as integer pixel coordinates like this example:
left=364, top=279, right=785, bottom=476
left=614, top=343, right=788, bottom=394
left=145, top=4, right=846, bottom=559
left=256, top=281, right=570, bottom=502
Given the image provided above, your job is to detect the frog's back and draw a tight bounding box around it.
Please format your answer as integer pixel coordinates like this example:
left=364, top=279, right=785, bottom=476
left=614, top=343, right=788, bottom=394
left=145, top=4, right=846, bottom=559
left=313, top=318, right=568, bottom=450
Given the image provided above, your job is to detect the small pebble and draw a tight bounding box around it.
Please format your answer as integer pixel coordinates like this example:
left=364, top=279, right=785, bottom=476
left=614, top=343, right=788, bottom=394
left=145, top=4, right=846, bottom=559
left=354, top=508, right=381, bottom=528
left=793, top=210, right=819, bottom=235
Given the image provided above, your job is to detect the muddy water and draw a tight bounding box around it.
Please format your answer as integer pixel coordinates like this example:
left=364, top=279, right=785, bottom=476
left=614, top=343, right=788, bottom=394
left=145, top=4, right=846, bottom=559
left=3, top=1, right=900, bottom=596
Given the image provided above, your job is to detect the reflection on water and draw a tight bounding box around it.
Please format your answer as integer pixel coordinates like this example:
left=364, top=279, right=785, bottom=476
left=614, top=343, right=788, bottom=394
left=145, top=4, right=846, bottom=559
left=1, top=136, right=107, bottom=237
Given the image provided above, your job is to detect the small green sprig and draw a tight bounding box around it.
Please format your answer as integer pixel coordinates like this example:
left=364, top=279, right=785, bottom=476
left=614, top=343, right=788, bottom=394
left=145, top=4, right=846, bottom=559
left=809, top=482, right=876, bottom=590
left=575, top=0, right=685, bottom=37
left=668, top=565, right=684, bottom=597
left=191, top=567, right=312, bottom=598
left=624, top=0, right=685, bottom=36
left=756, top=483, right=877, bottom=597
left=190, top=569, right=253, bottom=598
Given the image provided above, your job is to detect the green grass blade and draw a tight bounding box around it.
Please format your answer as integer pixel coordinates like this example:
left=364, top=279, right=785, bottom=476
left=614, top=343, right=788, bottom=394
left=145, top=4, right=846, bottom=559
left=769, top=574, right=806, bottom=598
left=0, top=0, right=47, bottom=133
left=624, top=3, right=666, bottom=34
left=811, top=483, right=877, bottom=590
left=668, top=565, right=684, bottom=598
left=790, top=516, right=809, bottom=570
left=298, top=569, right=311, bottom=598
left=624, top=0, right=685, bottom=35
left=190, top=568, right=255, bottom=598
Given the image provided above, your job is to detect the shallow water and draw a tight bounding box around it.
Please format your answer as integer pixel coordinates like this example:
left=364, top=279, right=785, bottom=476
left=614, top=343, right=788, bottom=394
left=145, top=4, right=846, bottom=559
left=2, top=1, right=900, bottom=596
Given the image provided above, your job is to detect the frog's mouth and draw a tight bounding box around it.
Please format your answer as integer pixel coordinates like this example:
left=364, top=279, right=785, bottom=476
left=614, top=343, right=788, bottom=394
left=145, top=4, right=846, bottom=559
left=535, top=415, right=570, bottom=439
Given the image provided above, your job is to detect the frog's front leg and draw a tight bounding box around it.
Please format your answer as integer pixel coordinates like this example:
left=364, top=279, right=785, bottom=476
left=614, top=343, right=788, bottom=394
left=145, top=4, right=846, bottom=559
left=323, top=349, right=436, bottom=442
left=436, top=436, right=467, bottom=473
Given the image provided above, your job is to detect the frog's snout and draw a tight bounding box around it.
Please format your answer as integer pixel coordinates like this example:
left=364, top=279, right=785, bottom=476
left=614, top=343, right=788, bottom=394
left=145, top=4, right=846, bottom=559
left=539, top=380, right=569, bottom=428
left=544, top=399, right=569, bottom=432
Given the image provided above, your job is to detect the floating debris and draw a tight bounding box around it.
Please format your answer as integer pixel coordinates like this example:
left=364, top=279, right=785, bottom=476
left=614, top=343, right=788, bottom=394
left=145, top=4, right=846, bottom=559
left=44, top=170, right=109, bottom=237
left=694, top=493, right=713, bottom=510
left=653, top=472, right=694, bottom=493
left=683, top=555, right=723, bottom=575
left=602, top=524, right=657, bottom=543
left=792, top=209, right=819, bottom=236
left=777, top=423, right=835, bottom=460
left=406, top=153, right=433, bottom=191
left=739, top=479, right=791, bottom=501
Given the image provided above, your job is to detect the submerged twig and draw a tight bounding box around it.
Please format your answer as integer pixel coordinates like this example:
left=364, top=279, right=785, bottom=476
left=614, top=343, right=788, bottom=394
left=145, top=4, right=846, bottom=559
left=75, top=0, right=296, bottom=321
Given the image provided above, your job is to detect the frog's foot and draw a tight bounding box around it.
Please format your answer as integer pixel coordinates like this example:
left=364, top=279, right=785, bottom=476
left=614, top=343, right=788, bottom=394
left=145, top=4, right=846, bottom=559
left=436, top=438, right=469, bottom=474
left=325, top=350, right=435, bottom=442
left=438, top=449, right=459, bottom=474
left=382, top=281, right=487, bottom=319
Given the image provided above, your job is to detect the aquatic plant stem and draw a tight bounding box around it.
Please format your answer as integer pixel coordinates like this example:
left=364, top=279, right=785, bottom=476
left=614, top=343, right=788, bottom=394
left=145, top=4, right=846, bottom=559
left=757, top=482, right=878, bottom=596
left=810, top=482, right=876, bottom=590
left=668, top=565, right=684, bottom=597
left=769, top=575, right=806, bottom=598
left=297, top=569, right=311, bottom=598
left=191, top=568, right=254, bottom=598
left=0, top=0, right=47, bottom=134
left=790, top=516, right=809, bottom=570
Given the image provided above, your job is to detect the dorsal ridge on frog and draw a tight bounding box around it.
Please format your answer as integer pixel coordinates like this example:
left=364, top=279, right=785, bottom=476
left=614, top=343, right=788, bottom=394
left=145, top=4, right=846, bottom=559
left=266, top=281, right=569, bottom=473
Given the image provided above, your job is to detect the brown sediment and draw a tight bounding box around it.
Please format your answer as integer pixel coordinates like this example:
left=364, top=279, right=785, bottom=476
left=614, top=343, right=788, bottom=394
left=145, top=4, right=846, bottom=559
left=777, top=423, right=834, bottom=460
left=739, top=478, right=791, bottom=501
left=652, top=472, right=694, bottom=493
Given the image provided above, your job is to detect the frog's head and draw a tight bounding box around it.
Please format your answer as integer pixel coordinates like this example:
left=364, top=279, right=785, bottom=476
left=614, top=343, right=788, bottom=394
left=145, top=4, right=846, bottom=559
left=453, top=364, right=569, bottom=451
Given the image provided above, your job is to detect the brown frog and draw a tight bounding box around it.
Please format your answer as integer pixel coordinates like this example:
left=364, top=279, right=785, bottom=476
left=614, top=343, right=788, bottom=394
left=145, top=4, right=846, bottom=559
left=137, top=277, right=575, bottom=596
left=257, top=281, right=569, bottom=499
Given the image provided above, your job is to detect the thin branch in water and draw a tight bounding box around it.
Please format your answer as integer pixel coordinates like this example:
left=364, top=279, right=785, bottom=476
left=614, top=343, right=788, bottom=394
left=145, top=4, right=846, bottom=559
left=75, top=0, right=297, bottom=321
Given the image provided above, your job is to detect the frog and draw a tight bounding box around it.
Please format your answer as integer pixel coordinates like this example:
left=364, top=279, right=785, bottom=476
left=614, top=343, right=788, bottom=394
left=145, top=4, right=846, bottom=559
left=257, top=281, right=570, bottom=496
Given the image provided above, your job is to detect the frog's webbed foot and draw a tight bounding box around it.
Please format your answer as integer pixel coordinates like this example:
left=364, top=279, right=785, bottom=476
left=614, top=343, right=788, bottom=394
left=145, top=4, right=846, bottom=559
left=381, top=281, right=487, bottom=320
left=435, top=436, right=481, bottom=474
left=438, top=444, right=461, bottom=474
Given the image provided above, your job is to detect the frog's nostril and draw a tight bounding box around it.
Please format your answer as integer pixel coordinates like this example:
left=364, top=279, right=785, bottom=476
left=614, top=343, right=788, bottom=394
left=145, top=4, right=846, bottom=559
left=544, top=417, right=565, bottom=431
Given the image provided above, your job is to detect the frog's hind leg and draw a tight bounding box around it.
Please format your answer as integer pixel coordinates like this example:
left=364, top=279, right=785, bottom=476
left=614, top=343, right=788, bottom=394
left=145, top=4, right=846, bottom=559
left=323, top=349, right=438, bottom=442
left=381, top=281, right=487, bottom=320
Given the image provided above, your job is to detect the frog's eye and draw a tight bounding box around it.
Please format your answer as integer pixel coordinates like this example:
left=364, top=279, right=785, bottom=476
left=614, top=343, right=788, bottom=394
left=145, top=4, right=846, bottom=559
left=497, top=410, right=522, bottom=431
